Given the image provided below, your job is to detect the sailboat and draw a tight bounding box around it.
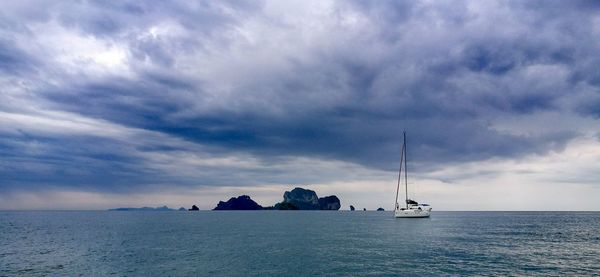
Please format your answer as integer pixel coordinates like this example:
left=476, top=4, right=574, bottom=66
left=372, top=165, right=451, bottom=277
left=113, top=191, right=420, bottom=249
left=394, top=132, right=432, bottom=218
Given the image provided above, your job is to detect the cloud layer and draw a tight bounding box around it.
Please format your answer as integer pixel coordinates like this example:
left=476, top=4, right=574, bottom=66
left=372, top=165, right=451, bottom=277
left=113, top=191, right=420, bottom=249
left=1, top=1, right=599, bottom=208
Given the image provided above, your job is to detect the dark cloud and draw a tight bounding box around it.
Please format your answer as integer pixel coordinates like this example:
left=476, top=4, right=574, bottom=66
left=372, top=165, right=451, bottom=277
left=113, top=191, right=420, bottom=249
left=0, top=133, right=154, bottom=191
left=0, top=0, right=598, bottom=192
left=0, top=39, right=38, bottom=75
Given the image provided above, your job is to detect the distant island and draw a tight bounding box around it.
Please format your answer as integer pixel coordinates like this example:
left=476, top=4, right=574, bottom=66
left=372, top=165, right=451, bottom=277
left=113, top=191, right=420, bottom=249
left=272, top=187, right=340, bottom=210
left=214, top=195, right=263, bottom=210
left=110, top=187, right=342, bottom=211
left=109, top=205, right=177, bottom=211
left=110, top=205, right=192, bottom=211
left=213, top=187, right=341, bottom=210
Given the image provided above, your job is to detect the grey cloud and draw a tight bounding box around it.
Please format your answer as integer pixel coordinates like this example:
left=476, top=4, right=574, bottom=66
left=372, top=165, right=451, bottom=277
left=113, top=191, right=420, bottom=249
left=0, top=0, right=598, bottom=192
left=0, top=39, right=38, bottom=75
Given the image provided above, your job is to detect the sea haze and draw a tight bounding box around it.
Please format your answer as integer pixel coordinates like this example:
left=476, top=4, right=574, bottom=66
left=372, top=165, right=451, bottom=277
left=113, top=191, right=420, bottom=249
left=1, top=211, right=599, bottom=276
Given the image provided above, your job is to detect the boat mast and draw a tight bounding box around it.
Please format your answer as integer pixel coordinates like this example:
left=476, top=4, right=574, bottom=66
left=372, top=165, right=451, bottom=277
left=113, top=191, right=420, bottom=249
left=394, top=138, right=405, bottom=211
left=404, top=131, right=408, bottom=209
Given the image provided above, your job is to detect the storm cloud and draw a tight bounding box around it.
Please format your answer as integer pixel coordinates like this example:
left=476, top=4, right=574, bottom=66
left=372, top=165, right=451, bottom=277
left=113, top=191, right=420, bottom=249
left=1, top=0, right=599, bottom=202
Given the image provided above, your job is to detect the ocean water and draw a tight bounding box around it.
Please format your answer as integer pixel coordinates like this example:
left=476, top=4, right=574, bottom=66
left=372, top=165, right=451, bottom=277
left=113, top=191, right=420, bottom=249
left=1, top=211, right=599, bottom=276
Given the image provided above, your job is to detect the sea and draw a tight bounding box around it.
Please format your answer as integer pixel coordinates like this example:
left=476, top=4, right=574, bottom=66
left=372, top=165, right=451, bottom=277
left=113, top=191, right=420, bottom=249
left=1, top=211, right=599, bottom=276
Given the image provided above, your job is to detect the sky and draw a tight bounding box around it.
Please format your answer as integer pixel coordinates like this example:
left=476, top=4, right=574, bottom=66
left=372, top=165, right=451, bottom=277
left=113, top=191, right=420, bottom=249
left=1, top=0, right=599, bottom=210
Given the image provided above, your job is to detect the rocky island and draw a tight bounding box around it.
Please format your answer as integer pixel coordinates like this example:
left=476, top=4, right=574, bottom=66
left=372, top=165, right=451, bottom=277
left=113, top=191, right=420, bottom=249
left=213, top=195, right=263, bottom=210
left=273, top=187, right=340, bottom=210
left=318, top=195, right=341, bottom=210
left=114, top=187, right=342, bottom=211
left=212, top=187, right=341, bottom=210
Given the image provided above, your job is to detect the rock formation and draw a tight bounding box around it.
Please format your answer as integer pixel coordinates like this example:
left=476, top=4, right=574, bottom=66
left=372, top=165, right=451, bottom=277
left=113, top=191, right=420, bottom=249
left=281, top=187, right=320, bottom=209
left=273, top=187, right=341, bottom=210
left=210, top=188, right=341, bottom=211
left=273, top=202, right=299, bottom=210
left=188, top=205, right=199, bottom=211
left=213, top=195, right=263, bottom=210
left=318, top=196, right=341, bottom=210
left=377, top=207, right=385, bottom=211
left=350, top=205, right=355, bottom=211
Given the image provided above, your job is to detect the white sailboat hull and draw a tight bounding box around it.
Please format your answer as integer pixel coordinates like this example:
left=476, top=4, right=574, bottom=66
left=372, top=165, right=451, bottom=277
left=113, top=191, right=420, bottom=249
left=394, top=208, right=431, bottom=218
